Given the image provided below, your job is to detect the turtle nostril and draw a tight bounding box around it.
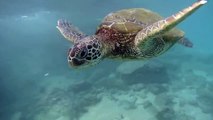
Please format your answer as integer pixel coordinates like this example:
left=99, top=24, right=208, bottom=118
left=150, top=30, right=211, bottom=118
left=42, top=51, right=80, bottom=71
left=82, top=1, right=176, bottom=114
left=68, top=56, right=72, bottom=60
left=70, top=51, right=75, bottom=57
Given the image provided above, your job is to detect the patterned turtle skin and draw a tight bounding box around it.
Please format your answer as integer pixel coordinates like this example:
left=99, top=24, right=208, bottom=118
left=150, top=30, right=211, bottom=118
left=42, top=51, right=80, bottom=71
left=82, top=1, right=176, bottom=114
left=57, top=0, right=207, bottom=68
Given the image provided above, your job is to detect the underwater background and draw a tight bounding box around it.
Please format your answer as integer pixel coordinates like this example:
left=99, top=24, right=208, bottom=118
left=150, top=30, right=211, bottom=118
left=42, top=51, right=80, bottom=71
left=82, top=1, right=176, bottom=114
left=0, top=0, right=213, bottom=120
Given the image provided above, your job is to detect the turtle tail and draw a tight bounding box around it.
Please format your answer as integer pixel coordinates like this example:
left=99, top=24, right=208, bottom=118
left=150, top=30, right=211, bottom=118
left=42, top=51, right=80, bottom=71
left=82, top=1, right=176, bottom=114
left=135, top=0, right=207, bottom=46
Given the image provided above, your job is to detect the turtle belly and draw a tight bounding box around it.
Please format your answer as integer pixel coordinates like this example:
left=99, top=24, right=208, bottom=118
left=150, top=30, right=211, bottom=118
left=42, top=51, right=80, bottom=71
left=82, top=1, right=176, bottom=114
left=96, top=27, right=140, bottom=58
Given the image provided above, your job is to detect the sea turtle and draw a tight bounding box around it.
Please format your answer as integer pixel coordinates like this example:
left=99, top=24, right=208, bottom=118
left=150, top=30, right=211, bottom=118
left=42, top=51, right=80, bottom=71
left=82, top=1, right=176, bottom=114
left=57, top=0, right=207, bottom=68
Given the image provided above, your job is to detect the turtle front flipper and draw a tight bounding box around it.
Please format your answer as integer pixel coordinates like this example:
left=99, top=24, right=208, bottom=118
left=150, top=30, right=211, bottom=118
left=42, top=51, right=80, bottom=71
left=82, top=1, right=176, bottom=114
left=57, top=19, right=87, bottom=43
left=135, top=0, right=207, bottom=53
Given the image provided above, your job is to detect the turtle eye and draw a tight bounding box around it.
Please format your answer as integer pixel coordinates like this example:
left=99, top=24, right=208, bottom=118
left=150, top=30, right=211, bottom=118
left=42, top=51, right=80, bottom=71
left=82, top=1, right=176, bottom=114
left=79, top=48, right=88, bottom=58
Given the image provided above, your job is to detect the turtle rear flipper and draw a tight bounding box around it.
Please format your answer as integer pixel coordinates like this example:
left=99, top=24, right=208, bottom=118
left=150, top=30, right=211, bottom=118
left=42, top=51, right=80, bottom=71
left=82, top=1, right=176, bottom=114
left=57, top=19, right=87, bottom=43
left=178, top=37, right=193, bottom=48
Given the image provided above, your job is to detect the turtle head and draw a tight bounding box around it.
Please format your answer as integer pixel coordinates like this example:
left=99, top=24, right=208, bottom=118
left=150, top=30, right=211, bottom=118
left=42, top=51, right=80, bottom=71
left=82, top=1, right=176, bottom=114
left=67, top=36, right=104, bottom=68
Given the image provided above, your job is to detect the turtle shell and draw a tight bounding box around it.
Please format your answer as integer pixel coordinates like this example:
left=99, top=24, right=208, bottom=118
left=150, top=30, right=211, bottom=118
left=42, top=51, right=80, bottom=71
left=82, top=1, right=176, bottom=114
left=100, top=8, right=184, bottom=43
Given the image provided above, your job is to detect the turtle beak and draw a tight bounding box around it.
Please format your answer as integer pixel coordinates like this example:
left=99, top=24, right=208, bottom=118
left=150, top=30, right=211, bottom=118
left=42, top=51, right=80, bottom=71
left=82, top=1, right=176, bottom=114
left=69, top=58, right=86, bottom=67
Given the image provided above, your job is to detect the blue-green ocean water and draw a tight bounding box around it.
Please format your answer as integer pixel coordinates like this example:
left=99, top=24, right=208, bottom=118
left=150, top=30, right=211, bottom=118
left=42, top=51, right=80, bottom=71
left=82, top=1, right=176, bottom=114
left=0, top=0, right=213, bottom=120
